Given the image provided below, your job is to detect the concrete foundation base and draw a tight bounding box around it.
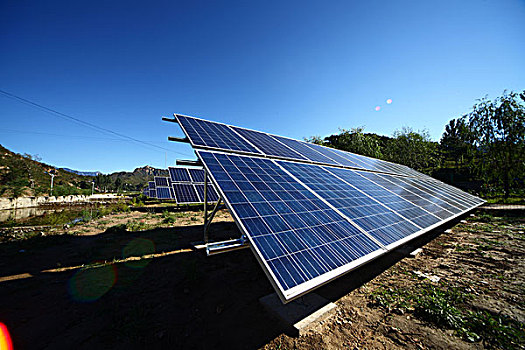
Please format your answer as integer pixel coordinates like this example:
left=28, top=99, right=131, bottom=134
left=259, top=293, right=337, bottom=336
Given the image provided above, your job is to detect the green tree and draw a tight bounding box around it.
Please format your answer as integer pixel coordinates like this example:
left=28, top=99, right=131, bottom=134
left=304, top=135, right=325, bottom=145
left=114, top=177, right=122, bottom=193
left=440, top=118, right=475, bottom=168
left=384, top=127, right=441, bottom=174
left=464, top=91, right=525, bottom=198
left=328, top=127, right=383, bottom=159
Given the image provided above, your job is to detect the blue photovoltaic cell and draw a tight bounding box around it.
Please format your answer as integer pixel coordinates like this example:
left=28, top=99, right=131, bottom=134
left=177, top=115, right=261, bottom=154
left=230, top=127, right=308, bottom=161
left=269, top=135, right=341, bottom=166
left=148, top=181, right=156, bottom=189
left=326, top=167, right=444, bottom=233
left=188, top=168, right=205, bottom=183
left=198, top=150, right=382, bottom=294
left=169, top=167, right=191, bottom=182
left=195, top=183, right=219, bottom=202
left=172, top=183, right=200, bottom=203
left=361, top=173, right=459, bottom=219
left=156, top=186, right=172, bottom=199
left=154, top=176, right=170, bottom=187
left=421, top=179, right=484, bottom=207
left=149, top=189, right=157, bottom=198
left=396, top=177, right=471, bottom=212
left=280, top=161, right=429, bottom=246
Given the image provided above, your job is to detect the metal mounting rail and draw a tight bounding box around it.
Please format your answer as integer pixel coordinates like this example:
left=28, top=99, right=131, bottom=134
left=206, top=236, right=249, bottom=256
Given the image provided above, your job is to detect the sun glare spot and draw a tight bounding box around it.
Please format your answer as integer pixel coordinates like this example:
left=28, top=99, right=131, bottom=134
left=0, top=323, right=14, bottom=350
left=386, top=99, right=392, bottom=104
left=375, top=106, right=381, bottom=111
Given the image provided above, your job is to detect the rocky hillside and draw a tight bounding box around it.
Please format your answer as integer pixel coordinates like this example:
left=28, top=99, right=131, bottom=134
left=0, top=144, right=167, bottom=197
left=0, top=144, right=95, bottom=197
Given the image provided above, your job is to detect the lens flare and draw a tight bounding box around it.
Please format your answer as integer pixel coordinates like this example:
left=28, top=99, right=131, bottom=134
left=123, top=238, right=155, bottom=269
left=375, top=106, right=381, bottom=111
left=386, top=99, right=392, bottom=104
left=68, top=264, right=117, bottom=302
left=0, top=323, right=13, bottom=350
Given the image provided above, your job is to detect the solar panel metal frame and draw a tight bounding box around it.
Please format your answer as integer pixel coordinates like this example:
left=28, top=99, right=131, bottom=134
left=196, top=149, right=484, bottom=302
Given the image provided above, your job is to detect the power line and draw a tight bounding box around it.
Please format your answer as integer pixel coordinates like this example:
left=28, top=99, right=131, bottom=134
left=0, top=128, right=176, bottom=143
left=0, top=89, right=192, bottom=157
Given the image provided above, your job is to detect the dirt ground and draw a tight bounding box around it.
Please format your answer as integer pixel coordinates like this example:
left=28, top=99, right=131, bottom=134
left=0, top=208, right=523, bottom=349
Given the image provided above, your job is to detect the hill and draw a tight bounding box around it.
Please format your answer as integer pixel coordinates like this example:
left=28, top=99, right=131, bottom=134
left=0, top=144, right=95, bottom=197
left=0, top=144, right=166, bottom=197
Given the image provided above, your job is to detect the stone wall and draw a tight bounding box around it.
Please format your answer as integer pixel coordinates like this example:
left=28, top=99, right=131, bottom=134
left=0, top=194, right=122, bottom=210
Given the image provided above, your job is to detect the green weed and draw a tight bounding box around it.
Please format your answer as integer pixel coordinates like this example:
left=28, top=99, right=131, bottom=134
left=370, top=282, right=524, bottom=348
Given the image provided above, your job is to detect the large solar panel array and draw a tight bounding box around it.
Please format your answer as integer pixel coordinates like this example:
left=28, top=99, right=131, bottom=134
left=171, top=114, right=484, bottom=302
left=176, top=114, right=424, bottom=178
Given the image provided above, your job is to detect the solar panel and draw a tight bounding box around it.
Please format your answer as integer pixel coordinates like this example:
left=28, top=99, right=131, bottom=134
left=154, top=176, right=170, bottom=187
left=177, top=115, right=262, bottom=154
left=230, top=126, right=309, bottom=161
left=197, top=150, right=385, bottom=300
left=195, top=183, right=219, bottom=202
left=168, top=115, right=484, bottom=302
left=148, top=181, right=156, bottom=189
left=168, top=167, right=191, bottom=182
left=156, top=186, right=172, bottom=199
left=196, top=149, right=484, bottom=301
left=172, top=183, right=200, bottom=204
left=149, top=189, right=157, bottom=198
left=280, top=162, right=430, bottom=247
left=175, top=114, right=427, bottom=177
left=188, top=168, right=205, bottom=183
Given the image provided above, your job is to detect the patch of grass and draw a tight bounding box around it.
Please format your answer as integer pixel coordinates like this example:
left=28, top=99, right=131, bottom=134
left=370, top=282, right=524, bottom=348
left=161, top=210, right=176, bottom=224
left=125, top=219, right=150, bottom=232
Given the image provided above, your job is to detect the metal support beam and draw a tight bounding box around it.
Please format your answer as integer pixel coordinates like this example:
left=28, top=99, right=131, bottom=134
left=204, top=196, right=222, bottom=242
left=204, top=171, right=209, bottom=243
left=168, top=136, right=190, bottom=143
left=162, top=117, right=178, bottom=123
left=176, top=159, right=202, bottom=167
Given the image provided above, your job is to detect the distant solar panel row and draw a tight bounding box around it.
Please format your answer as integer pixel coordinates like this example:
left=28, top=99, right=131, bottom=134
left=168, top=167, right=206, bottom=183
left=196, top=149, right=483, bottom=301
left=176, top=115, right=425, bottom=178
left=144, top=168, right=220, bottom=204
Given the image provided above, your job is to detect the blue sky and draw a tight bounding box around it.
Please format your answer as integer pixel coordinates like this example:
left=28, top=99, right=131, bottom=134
left=1, top=0, right=524, bottom=173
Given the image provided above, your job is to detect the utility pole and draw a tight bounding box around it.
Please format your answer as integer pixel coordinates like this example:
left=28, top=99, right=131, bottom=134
left=48, top=170, right=56, bottom=196
left=91, top=180, right=95, bottom=196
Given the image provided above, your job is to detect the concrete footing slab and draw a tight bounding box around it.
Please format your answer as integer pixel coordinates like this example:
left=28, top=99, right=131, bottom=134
left=259, top=293, right=337, bottom=336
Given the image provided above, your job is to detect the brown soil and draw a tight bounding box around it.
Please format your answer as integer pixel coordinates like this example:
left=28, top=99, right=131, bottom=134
left=0, top=209, right=523, bottom=349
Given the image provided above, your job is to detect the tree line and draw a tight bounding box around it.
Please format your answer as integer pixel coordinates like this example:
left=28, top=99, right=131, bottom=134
left=306, top=91, right=525, bottom=200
